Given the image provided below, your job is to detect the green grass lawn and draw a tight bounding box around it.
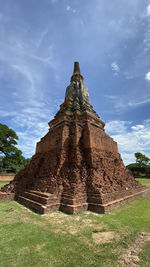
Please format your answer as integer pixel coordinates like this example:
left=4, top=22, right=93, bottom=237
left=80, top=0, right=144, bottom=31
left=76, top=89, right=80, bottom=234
left=0, top=181, right=10, bottom=189
left=0, top=179, right=150, bottom=266
left=136, top=178, right=150, bottom=187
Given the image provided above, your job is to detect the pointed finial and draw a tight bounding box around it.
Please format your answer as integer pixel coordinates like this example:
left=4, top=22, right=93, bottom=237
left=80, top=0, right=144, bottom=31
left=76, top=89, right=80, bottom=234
left=71, top=61, right=83, bottom=83
left=73, top=62, right=81, bottom=75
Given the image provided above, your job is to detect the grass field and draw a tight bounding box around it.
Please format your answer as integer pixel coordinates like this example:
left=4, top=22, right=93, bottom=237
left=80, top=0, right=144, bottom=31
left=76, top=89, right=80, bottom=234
left=0, top=179, right=150, bottom=266
left=0, top=181, right=10, bottom=188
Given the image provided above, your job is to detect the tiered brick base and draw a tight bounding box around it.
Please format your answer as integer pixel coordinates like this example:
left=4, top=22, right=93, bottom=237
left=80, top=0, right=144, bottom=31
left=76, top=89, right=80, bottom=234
left=17, top=191, right=59, bottom=214
left=16, top=190, right=88, bottom=214
left=12, top=188, right=149, bottom=214
left=87, top=188, right=150, bottom=213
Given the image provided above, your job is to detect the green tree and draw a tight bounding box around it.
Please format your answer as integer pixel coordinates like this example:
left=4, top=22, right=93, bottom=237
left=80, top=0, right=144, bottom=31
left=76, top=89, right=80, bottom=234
left=0, top=123, right=18, bottom=157
left=0, top=123, right=30, bottom=173
left=127, top=152, right=150, bottom=176
left=134, top=152, right=150, bottom=165
left=126, top=163, right=150, bottom=174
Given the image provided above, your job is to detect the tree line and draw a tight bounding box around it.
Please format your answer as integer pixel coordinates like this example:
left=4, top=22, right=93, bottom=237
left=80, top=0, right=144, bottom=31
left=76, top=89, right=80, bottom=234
left=126, top=152, right=150, bottom=176
left=0, top=123, right=30, bottom=174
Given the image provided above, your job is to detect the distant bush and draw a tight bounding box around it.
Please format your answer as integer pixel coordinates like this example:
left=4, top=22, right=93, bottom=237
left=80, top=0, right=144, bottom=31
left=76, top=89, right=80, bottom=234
left=126, top=163, right=150, bottom=174
left=126, top=152, right=150, bottom=177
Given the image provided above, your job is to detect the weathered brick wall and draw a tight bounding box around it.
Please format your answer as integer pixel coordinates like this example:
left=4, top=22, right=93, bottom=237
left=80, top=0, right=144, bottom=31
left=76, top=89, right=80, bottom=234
left=0, top=174, right=15, bottom=181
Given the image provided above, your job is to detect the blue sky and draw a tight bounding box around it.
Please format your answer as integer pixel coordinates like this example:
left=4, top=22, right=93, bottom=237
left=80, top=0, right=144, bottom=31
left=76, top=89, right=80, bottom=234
left=0, top=0, right=150, bottom=165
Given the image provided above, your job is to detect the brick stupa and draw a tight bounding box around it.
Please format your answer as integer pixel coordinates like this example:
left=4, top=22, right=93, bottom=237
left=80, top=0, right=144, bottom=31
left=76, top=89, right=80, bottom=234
left=0, top=62, right=149, bottom=214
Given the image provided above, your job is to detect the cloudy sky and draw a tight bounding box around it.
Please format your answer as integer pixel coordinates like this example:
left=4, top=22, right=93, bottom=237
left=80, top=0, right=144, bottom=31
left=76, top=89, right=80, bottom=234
left=0, top=0, right=150, bottom=165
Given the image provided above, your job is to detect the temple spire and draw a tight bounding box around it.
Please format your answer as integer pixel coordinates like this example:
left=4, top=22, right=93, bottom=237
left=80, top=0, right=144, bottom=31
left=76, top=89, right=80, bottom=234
left=71, top=61, right=83, bottom=83
left=73, top=62, right=81, bottom=75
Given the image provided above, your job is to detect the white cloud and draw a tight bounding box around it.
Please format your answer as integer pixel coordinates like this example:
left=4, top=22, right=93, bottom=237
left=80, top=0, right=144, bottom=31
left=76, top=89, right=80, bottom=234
left=147, top=4, right=150, bottom=16
left=145, top=71, right=150, bottom=81
left=0, top=18, right=63, bottom=158
left=11, top=107, right=51, bottom=156
left=128, top=97, right=150, bottom=107
left=105, top=120, right=131, bottom=134
left=106, top=119, right=150, bottom=165
left=35, top=27, right=51, bottom=49
left=111, top=61, right=120, bottom=75
left=66, top=5, right=71, bottom=11
left=11, top=64, right=35, bottom=96
left=131, top=125, right=144, bottom=131
left=113, top=94, right=150, bottom=112
left=0, top=110, right=18, bottom=117
left=7, top=97, right=62, bottom=158
left=66, top=5, right=76, bottom=13
left=104, top=95, right=117, bottom=100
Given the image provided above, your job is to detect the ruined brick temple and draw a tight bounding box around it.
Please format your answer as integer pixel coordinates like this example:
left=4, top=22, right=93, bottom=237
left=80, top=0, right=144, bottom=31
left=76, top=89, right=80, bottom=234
left=0, top=62, right=149, bottom=214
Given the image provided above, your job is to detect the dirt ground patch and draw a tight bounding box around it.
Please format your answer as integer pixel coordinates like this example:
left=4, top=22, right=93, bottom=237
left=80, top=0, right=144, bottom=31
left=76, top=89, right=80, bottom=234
left=119, top=232, right=150, bottom=266
left=43, top=211, right=68, bottom=223
left=43, top=212, right=102, bottom=235
left=92, top=231, right=120, bottom=244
